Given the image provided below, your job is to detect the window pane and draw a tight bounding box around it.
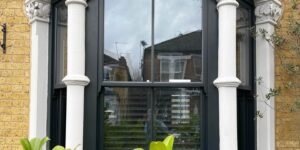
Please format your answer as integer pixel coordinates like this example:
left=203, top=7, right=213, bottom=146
left=154, top=88, right=202, bottom=150
left=236, top=7, right=251, bottom=86
left=103, top=87, right=203, bottom=150
left=153, top=0, right=203, bottom=82
left=103, top=87, right=150, bottom=150
left=54, top=3, right=68, bottom=86
left=104, top=0, right=151, bottom=82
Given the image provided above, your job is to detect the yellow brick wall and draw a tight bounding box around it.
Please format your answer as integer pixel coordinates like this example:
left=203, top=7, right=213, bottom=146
left=0, top=0, right=30, bottom=149
left=276, top=0, right=300, bottom=150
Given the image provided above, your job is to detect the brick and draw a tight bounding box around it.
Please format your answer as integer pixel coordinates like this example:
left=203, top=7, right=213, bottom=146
left=0, top=1, right=30, bottom=149
left=277, top=141, right=300, bottom=148
left=276, top=1, right=300, bottom=150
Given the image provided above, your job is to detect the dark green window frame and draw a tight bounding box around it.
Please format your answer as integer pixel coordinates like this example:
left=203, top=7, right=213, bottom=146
left=47, top=0, right=256, bottom=150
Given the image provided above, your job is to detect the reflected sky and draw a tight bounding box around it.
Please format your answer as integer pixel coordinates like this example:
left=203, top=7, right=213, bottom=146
left=155, top=0, right=202, bottom=44
left=104, top=0, right=202, bottom=80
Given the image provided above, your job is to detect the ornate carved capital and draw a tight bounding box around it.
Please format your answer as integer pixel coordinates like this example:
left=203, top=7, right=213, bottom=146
left=25, top=0, right=51, bottom=24
left=255, top=0, right=282, bottom=25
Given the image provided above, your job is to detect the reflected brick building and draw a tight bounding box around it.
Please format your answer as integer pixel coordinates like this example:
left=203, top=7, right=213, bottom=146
left=142, top=31, right=202, bottom=82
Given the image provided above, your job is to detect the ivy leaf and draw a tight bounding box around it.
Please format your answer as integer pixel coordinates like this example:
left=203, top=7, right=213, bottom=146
left=256, top=111, right=264, bottom=119
left=265, top=88, right=281, bottom=100
left=256, top=77, right=263, bottom=85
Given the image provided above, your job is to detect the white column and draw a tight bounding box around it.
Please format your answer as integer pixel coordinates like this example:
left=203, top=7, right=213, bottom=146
left=62, top=0, right=89, bottom=149
left=213, top=0, right=241, bottom=150
left=255, top=1, right=282, bottom=150
left=25, top=0, right=51, bottom=139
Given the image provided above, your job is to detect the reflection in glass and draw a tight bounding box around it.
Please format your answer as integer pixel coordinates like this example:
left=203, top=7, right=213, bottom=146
left=153, top=0, right=203, bottom=82
left=103, top=87, right=202, bottom=150
left=154, top=88, right=202, bottom=150
left=104, top=0, right=151, bottom=82
left=54, top=3, right=68, bottom=85
left=236, top=7, right=251, bottom=86
left=103, top=87, right=150, bottom=150
left=104, top=0, right=203, bottom=83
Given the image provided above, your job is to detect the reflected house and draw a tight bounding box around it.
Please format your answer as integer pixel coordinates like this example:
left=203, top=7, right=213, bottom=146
left=103, top=31, right=203, bottom=149
left=141, top=30, right=203, bottom=125
left=104, top=54, right=132, bottom=81
left=103, top=54, right=132, bottom=125
left=142, top=30, right=202, bottom=125
left=102, top=31, right=203, bottom=150
left=142, top=31, right=202, bottom=82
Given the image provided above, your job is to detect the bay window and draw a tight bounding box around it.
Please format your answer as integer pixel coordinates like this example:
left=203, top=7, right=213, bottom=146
left=47, top=0, right=256, bottom=149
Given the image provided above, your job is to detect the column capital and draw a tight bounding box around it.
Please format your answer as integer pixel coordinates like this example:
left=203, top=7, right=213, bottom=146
left=255, top=0, right=282, bottom=25
left=25, top=0, right=51, bottom=24
left=216, top=0, right=239, bottom=9
left=65, top=0, right=88, bottom=7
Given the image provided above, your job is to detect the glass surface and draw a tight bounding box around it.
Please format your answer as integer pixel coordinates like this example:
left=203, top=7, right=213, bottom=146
left=153, top=0, right=203, bottom=82
left=104, top=0, right=151, bottom=82
left=154, top=88, right=202, bottom=150
left=103, top=87, right=202, bottom=150
left=236, top=7, right=251, bottom=86
left=104, top=0, right=202, bottom=83
left=103, top=87, right=150, bottom=150
left=54, top=3, right=68, bottom=86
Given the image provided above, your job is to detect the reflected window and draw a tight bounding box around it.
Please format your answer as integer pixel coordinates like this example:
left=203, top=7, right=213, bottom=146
left=158, top=54, right=189, bottom=82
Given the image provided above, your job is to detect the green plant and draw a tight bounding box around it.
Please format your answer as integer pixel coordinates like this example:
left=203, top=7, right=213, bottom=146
left=20, top=137, right=49, bottom=150
left=52, top=146, right=71, bottom=150
left=52, top=145, right=79, bottom=150
left=134, top=135, right=174, bottom=150
left=20, top=137, right=78, bottom=150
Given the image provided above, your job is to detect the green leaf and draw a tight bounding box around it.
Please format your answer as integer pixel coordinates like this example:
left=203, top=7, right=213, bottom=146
left=150, top=141, right=167, bottom=150
left=52, top=145, right=66, bottom=150
left=163, top=135, right=174, bottom=150
left=30, top=138, right=41, bottom=150
left=20, top=138, right=32, bottom=150
left=39, top=137, right=50, bottom=150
